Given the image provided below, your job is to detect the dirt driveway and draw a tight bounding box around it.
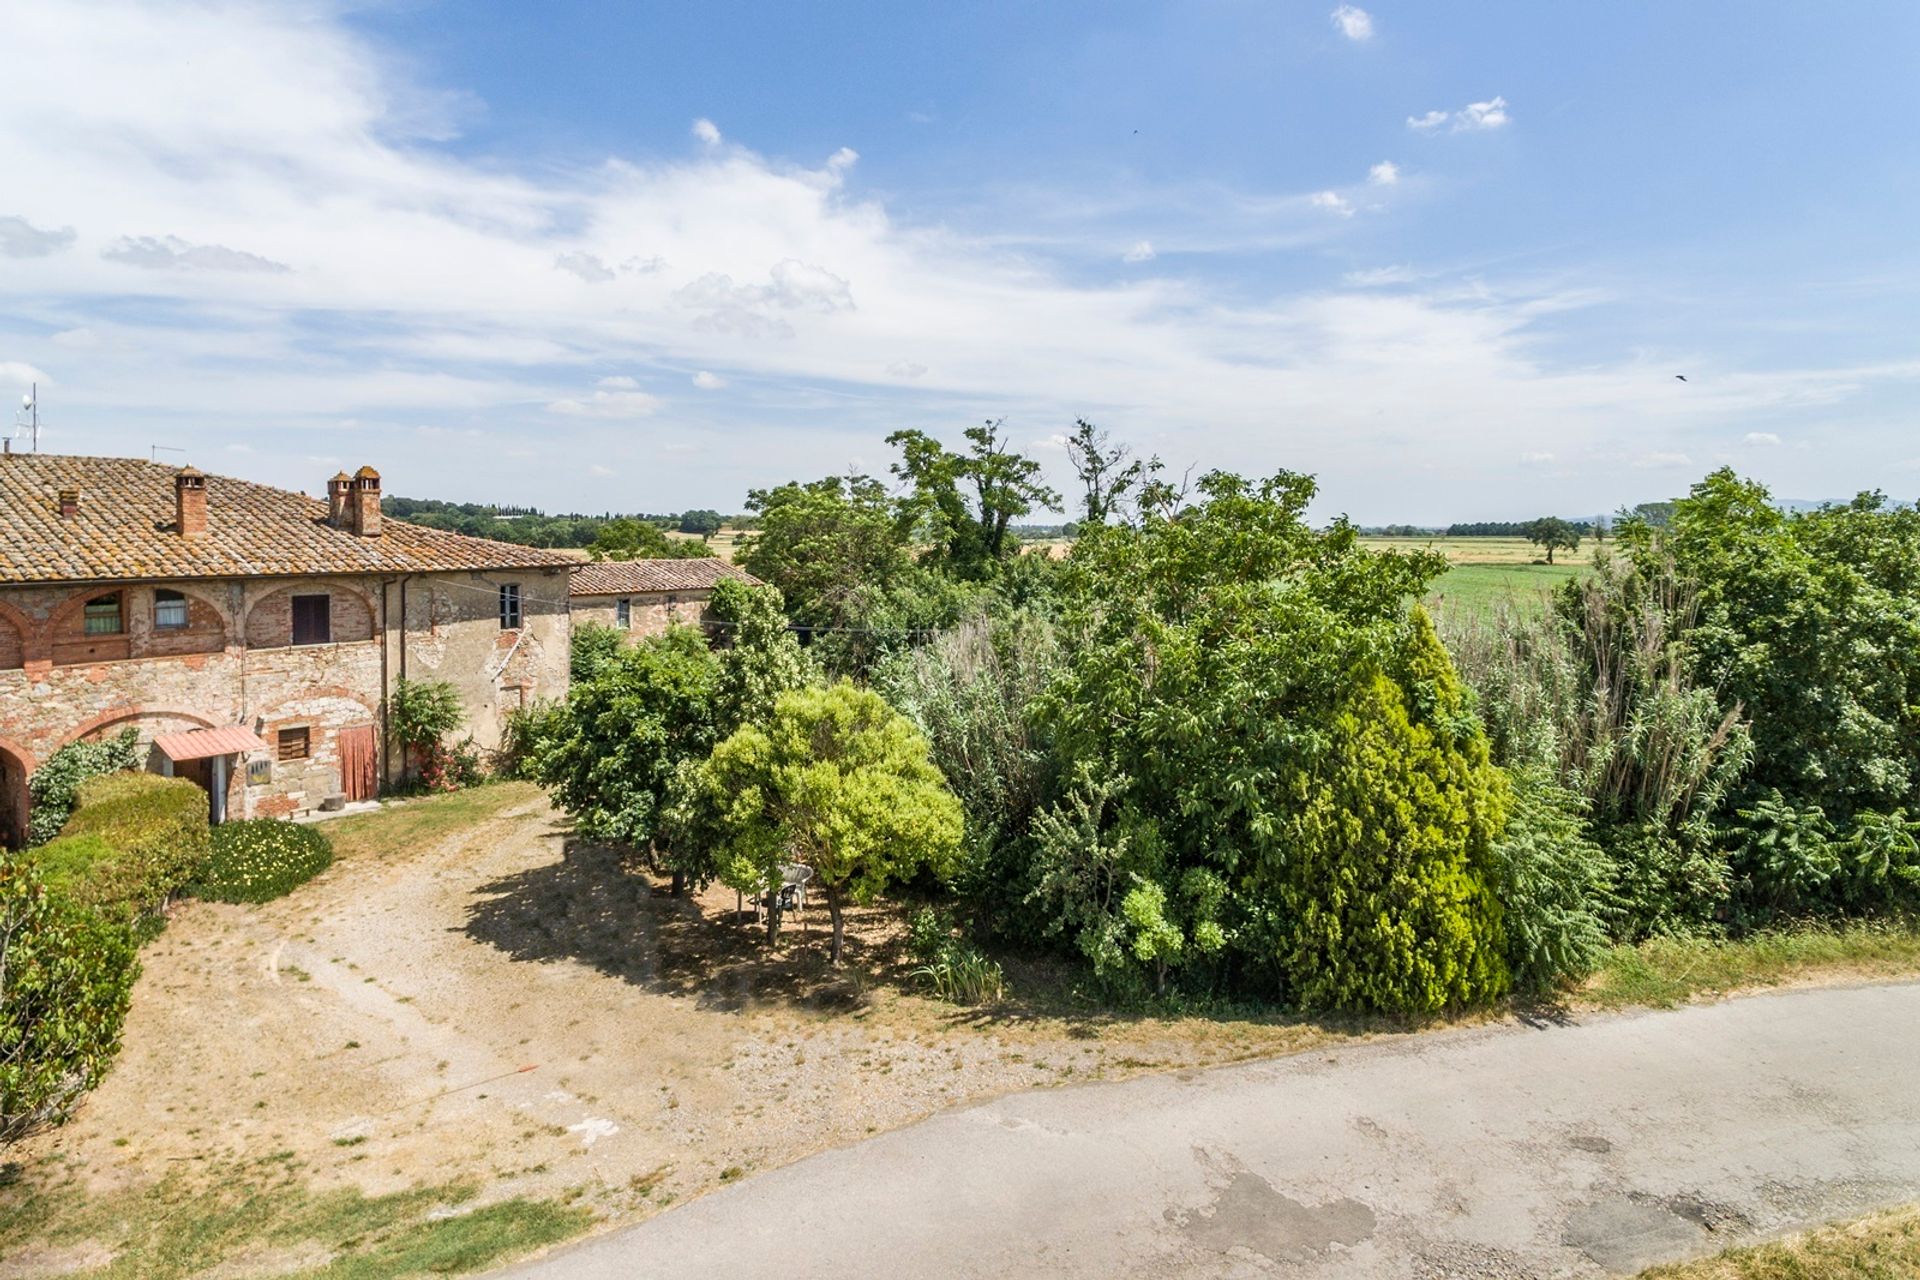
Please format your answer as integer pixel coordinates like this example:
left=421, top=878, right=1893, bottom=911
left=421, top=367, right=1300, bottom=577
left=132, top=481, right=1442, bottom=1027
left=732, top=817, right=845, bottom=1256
left=13, top=783, right=1346, bottom=1262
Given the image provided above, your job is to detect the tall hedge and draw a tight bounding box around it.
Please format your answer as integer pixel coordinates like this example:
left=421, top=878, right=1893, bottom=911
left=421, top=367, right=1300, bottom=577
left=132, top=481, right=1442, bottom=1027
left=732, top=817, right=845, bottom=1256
left=25, top=728, right=142, bottom=847
left=1276, top=615, right=1511, bottom=1014
left=33, top=773, right=210, bottom=923
left=0, top=858, right=139, bottom=1147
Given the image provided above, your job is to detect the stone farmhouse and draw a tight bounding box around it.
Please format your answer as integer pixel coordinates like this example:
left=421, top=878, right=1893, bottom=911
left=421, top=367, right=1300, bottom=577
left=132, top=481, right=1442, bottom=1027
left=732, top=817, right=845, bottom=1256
left=569, top=557, right=759, bottom=639
left=0, top=454, right=574, bottom=845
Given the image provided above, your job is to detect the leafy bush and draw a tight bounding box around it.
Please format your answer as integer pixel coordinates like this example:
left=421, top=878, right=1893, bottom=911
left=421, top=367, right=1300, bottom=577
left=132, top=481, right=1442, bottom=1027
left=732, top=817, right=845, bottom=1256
left=904, top=906, right=1007, bottom=1004
left=25, top=728, right=142, bottom=847
left=1, top=858, right=139, bottom=1147
left=390, top=678, right=463, bottom=770
left=569, top=622, right=625, bottom=683
left=36, top=773, right=210, bottom=924
left=1490, top=765, right=1613, bottom=992
left=874, top=610, right=1061, bottom=936
left=497, top=701, right=566, bottom=781
left=189, top=820, right=334, bottom=903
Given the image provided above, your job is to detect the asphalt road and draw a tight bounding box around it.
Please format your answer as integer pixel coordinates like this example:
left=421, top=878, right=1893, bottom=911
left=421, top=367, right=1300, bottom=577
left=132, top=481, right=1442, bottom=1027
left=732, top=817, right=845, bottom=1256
left=501, top=982, right=1920, bottom=1278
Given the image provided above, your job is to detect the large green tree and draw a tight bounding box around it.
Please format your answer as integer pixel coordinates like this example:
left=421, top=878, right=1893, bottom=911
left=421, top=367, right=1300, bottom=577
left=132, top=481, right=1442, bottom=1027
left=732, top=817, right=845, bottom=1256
left=687, top=683, right=963, bottom=962
left=1523, top=516, right=1581, bottom=564
left=887, top=420, right=1061, bottom=577
left=738, top=475, right=913, bottom=633
left=1032, top=469, right=1506, bottom=1007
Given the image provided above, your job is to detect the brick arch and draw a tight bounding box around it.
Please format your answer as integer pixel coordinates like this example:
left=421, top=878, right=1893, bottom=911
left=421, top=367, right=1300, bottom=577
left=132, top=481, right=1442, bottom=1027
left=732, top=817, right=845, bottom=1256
left=252, top=685, right=380, bottom=722
left=0, top=736, right=35, bottom=851
left=144, top=584, right=230, bottom=657
left=62, top=705, right=216, bottom=747
left=245, top=582, right=377, bottom=648
left=46, top=586, right=134, bottom=666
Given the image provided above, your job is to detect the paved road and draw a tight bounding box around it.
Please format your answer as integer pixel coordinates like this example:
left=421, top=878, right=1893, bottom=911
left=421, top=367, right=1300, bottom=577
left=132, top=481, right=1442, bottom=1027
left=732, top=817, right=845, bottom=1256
left=502, top=983, right=1920, bottom=1278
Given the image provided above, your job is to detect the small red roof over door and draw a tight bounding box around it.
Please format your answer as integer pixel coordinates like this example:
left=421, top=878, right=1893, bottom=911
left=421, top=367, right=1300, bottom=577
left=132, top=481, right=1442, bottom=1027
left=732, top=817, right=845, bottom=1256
left=152, top=726, right=269, bottom=762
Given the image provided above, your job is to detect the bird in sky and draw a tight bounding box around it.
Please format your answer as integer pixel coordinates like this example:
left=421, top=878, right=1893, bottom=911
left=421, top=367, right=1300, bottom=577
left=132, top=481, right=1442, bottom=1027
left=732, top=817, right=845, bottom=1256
left=1675, top=374, right=1688, bottom=382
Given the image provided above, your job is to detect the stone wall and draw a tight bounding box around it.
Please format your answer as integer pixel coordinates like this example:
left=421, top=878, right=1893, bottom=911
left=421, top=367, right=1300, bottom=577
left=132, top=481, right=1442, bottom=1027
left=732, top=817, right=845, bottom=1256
left=0, top=566, right=571, bottom=840
left=571, top=588, right=714, bottom=642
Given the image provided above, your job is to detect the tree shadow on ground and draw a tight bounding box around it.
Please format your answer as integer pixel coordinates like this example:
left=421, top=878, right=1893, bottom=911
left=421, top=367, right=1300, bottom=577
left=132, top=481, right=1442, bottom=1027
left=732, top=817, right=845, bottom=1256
left=461, top=823, right=921, bottom=1014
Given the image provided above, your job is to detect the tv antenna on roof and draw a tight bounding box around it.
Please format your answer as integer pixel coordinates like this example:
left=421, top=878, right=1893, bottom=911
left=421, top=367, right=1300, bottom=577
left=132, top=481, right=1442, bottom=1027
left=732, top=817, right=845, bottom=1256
left=151, top=444, right=184, bottom=463
left=9, top=383, right=39, bottom=453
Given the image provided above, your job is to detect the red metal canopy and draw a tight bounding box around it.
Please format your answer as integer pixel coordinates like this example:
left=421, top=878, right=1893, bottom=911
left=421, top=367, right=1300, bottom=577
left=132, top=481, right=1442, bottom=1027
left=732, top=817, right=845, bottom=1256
left=152, top=725, right=268, bottom=762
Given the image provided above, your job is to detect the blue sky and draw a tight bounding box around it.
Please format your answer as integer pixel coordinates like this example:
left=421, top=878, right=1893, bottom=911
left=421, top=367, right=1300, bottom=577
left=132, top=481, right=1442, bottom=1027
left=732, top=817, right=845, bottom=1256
left=2, top=1, right=1918, bottom=522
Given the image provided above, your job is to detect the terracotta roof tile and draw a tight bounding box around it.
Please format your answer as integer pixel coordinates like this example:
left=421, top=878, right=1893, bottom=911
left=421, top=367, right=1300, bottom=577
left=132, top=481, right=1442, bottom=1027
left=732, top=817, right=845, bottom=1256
left=569, top=557, right=758, bottom=596
left=0, top=454, right=578, bottom=583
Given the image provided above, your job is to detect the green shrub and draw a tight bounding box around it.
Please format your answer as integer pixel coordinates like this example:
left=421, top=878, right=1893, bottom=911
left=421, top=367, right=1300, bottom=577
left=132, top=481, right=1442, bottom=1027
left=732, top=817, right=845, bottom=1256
left=39, top=772, right=210, bottom=923
left=905, top=907, right=1008, bottom=1004
left=1, top=858, right=139, bottom=1147
left=190, top=820, right=333, bottom=903
left=25, top=728, right=142, bottom=847
left=1490, top=765, right=1613, bottom=993
left=1276, top=637, right=1511, bottom=1014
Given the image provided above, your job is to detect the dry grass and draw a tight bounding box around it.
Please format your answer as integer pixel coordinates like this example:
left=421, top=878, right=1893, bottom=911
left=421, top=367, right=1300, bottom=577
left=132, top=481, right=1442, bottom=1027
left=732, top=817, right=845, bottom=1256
left=1580, top=921, right=1920, bottom=1010
left=1637, top=1204, right=1920, bottom=1279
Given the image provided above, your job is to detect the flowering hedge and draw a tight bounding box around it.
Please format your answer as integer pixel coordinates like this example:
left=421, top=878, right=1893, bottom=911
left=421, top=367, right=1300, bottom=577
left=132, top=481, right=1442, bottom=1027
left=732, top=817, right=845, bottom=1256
left=190, top=820, right=334, bottom=903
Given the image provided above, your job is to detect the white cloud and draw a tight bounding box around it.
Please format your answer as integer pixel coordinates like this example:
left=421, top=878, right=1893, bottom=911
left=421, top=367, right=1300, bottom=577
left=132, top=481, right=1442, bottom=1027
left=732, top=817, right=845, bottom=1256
left=0, top=0, right=1910, bottom=518
left=1330, top=5, right=1374, bottom=40
left=692, top=370, right=725, bottom=390
left=50, top=326, right=98, bottom=348
left=103, top=235, right=289, bottom=273
left=0, top=215, right=75, bottom=258
left=1368, top=161, right=1400, bottom=186
left=1743, top=431, right=1782, bottom=446
left=692, top=117, right=722, bottom=146
left=825, top=147, right=859, bottom=175
left=1122, top=240, right=1156, bottom=263
left=1457, top=96, right=1511, bottom=131
left=1310, top=191, right=1354, bottom=217
left=555, top=251, right=616, bottom=283
left=1408, top=97, right=1511, bottom=134
left=1633, top=451, right=1693, bottom=469
left=1520, top=451, right=1555, bottom=465
left=0, top=361, right=50, bottom=388
left=548, top=384, right=661, bottom=419
left=1343, top=265, right=1417, bottom=287
left=588, top=463, right=615, bottom=477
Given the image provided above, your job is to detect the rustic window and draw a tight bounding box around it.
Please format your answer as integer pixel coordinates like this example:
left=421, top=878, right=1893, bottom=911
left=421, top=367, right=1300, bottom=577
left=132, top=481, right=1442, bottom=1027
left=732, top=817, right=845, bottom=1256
left=291, top=594, right=331, bottom=645
left=83, top=594, right=123, bottom=635
left=499, top=583, right=522, bottom=630
left=616, top=597, right=631, bottom=629
left=277, top=727, right=310, bottom=761
left=153, top=589, right=189, bottom=630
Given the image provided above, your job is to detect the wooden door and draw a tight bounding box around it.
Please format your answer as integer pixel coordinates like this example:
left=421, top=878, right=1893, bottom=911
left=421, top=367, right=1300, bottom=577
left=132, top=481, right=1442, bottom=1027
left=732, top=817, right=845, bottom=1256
left=338, top=724, right=378, bottom=802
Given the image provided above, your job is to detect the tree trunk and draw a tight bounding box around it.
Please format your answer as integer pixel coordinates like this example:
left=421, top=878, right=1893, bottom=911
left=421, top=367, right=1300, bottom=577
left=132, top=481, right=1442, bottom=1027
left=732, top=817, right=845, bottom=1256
left=1545, top=545, right=1554, bottom=564
left=825, top=884, right=845, bottom=965
left=764, top=895, right=784, bottom=945
left=670, top=870, right=686, bottom=898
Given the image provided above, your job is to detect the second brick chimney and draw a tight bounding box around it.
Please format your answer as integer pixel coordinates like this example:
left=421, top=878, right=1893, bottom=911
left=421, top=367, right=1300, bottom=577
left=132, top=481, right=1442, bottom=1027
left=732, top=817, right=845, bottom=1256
left=57, top=488, right=79, bottom=520
left=327, top=471, right=352, bottom=526
left=349, top=465, right=382, bottom=537
left=175, top=466, right=208, bottom=539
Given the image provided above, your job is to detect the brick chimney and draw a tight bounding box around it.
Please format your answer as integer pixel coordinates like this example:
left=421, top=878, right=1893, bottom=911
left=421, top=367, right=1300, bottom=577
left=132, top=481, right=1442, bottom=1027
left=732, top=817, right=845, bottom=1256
left=57, top=488, right=79, bottom=519
left=326, top=471, right=352, bottom=526
left=175, top=466, right=208, bottom=539
left=349, top=465, right=382, bottom=537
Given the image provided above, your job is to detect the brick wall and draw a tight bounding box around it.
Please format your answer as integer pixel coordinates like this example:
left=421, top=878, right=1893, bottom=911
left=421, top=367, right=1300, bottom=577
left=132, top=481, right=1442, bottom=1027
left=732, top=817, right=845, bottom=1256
left=0, top=566, right=570, bottom=832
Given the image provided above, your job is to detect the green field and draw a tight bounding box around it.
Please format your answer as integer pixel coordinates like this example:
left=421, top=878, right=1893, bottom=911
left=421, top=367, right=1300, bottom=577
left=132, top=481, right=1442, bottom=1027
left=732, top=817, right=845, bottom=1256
left=1355, top=535, right=1594, bottom=619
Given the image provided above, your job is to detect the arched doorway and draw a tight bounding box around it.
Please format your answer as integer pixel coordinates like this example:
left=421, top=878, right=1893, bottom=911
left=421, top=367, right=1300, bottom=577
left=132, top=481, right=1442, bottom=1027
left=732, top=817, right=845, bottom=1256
left=0, top=741, right=32, bottom=851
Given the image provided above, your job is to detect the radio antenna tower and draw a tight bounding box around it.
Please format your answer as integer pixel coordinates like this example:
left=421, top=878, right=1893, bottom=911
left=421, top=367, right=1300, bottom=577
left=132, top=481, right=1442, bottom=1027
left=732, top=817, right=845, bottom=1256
left=12, top=383, right=39, bottom=453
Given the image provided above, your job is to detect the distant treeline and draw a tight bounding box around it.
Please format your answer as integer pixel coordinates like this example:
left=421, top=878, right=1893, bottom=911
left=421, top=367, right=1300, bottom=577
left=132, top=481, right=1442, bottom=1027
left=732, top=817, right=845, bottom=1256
left=1444, top=519, right=1600, bottom=538
left=383, top=498, right=736, bottom=547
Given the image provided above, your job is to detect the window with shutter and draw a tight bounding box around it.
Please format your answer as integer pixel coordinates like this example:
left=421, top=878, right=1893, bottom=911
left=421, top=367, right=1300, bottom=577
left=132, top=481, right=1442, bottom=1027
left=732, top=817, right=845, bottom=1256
left=291, top=594, right=331, bottom=645
left=499, top=583, right=522, bottom=629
